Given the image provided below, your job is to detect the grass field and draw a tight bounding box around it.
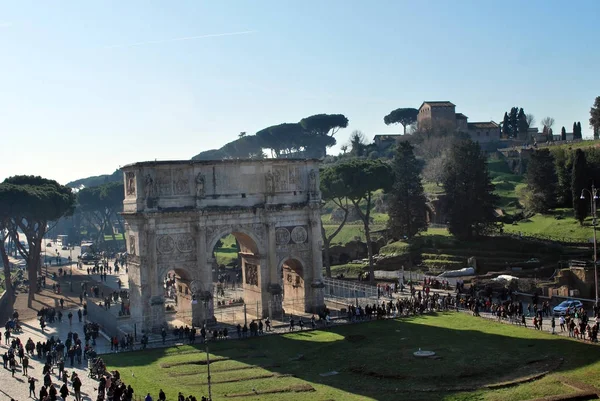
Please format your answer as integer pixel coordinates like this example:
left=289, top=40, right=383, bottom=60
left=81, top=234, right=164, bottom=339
left=503, top=209, right=595, bottom=242
left=103, top=313, right=600, bottom=401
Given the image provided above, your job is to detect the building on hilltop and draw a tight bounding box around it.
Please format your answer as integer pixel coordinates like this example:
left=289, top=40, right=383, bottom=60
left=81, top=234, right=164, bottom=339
left=417, top=101, right=501, bottom=144
left=468, top=121, right=501, bottom=143
left=417, top=101, right=457, bottom=131
left=373, top=134, right=410, bottom=151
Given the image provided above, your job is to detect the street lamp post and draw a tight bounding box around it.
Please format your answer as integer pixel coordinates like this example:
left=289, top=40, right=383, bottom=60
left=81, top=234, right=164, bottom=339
left=580, top=185, right=599, bottom=305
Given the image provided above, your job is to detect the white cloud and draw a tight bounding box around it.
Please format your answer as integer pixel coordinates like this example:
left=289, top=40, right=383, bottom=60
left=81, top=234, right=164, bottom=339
left=104, top=30, right=257, bottom=49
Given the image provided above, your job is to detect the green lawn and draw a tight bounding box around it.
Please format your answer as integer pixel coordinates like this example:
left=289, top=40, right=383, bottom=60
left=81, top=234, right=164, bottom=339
left=214, top=235, right=239, bottom=267
left=504, top=210, right=595, bottom=242
left=103, top=313, right=600, bottom=401
left=323, top=224, right=386, bottom=245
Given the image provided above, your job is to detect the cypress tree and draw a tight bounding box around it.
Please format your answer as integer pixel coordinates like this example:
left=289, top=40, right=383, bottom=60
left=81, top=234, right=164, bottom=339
left=577, top=122, right=582, bottom=139
left=572, top=149, right=589, bottom=225
left=573, top=122, right=578, bottom=139
left=442, top=140, right=499, bottom=239
left=561, top=126, right=567, bottom=141
left=525, top=149, right=557, bottom=213
left=502, top=112, right=510, bottom=138
left=387, top=142, right=428, bottom=239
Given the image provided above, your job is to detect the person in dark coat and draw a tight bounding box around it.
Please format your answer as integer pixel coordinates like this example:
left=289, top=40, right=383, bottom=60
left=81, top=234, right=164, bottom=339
left=60, top=382, right=69, bottom=400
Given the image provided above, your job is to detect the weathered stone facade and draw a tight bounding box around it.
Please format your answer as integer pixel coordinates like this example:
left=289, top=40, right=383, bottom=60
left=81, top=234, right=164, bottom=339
left=121, top=159, right=325, bottom=332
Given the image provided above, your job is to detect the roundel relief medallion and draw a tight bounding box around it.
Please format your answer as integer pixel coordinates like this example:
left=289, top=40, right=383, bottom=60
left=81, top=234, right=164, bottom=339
left=275, top=228, right=291, bottom=245
left=157, top=235, right=175, bottom=254
left=291, top=226, right=308, bottom=244
left=176, top=235, right=195, bottom=253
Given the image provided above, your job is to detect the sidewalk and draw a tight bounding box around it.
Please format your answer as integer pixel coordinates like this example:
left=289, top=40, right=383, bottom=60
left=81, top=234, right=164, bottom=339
left=0, top=308, right=111, bottom=401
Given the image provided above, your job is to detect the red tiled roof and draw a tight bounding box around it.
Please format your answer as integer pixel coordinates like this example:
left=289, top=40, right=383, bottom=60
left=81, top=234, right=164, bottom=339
left=468, top=121, right=499, bottom=129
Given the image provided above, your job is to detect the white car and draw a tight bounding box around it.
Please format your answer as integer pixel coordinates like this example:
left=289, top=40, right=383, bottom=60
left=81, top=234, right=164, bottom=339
left=552, top=300, right=583, bottom=316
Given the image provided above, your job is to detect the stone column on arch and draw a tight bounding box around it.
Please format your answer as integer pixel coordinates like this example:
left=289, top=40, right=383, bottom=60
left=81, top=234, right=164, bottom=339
left=266, top=221, right=282, bottom=318
left=308, top=211, right=325, bottom=313
left=192, top=223, right=212, bottom=327
left=146, top=220, right=166, bottom=332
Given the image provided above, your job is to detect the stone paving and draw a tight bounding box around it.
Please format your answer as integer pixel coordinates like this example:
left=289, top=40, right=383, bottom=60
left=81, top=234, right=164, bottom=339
left=0, top=309, right=111, bottom=401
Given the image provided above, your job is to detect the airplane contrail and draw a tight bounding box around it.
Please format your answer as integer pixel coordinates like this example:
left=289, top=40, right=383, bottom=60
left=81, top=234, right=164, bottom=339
left=104, top=30, right=257, bottom=49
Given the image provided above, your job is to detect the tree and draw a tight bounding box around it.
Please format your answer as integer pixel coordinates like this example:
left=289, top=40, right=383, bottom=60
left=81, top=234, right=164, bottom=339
left=387, top=142, right=428, bottom=239
left=524, top=149, right=558, bottom=213
left=442, top=140, right=500, bottom=240
left=299, top=114, right=349, bottom=158
left=572, top=149, right=589, bottom=225
left=349, top=130, right=367, bottom=157
left=384, top=108, right=419, bottom=135
left=422, top=152, right=448, bottom=186
left=518, top=108, right=529, bottom=138
left=0, top=176, right=76, bottom=306
left=340, top=145, right=348, bottom=155
left=561, top=126, right=567, bottom=141
left=541, top=117, right=555, bottom=132
left=525, top=113, right=536, bottom=128
left=0, top=217, right=14, bottom=309
left=78, top=182, right=124, bottom=247
left=572, top=122, right=583, bottom=140
left=553, top=147, right=572, bottom=207
left=502, top=107, right=529, bottom=138
left=502, top=112, right=510, bottom=138
left=320, top=166, right=351, bottom=278
left=590, top=96, right=600, bottom=139
left=328, top=159, right=393, bottom=283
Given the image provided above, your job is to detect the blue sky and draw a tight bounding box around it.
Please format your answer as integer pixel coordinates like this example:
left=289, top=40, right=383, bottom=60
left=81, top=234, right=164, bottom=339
left=1, top=0, right=599, bottom=184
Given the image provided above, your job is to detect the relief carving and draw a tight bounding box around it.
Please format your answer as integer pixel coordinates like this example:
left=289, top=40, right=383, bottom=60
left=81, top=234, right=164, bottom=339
left=175, top=234, right=195, bottom=253
left=195, top=173, right=205, bottom=198
left=245, top=263, right=258, bottom=286
left=157, top=170, right=172, bottom=196
left=157, top=235, right=175, bottom=254
left=273, top=167, right=288, bottom=191
left=291, top=226, right=308, bottom=244
left=126, top=172, right=136, bottom=196
left=173, top=169, right=190, bottom=195
left=275, top=228, right=291, bottom=246
left=288, top=167, right=300, bottom=187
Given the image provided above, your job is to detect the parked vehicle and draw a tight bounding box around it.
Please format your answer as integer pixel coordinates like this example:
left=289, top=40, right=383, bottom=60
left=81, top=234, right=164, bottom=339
left=552, top=300, right=584, bottom=316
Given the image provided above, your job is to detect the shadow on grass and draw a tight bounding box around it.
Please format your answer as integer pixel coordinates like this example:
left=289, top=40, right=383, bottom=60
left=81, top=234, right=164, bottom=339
left=101, top=313, right=600, bottom=400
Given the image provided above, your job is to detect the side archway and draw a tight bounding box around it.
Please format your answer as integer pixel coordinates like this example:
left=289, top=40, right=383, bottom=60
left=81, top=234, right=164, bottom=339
left=278, top=257, right=309, bottom=316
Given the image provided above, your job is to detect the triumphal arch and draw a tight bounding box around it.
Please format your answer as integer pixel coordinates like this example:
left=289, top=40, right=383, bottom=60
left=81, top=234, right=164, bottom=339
left=121, top=159, right=325, bottom=332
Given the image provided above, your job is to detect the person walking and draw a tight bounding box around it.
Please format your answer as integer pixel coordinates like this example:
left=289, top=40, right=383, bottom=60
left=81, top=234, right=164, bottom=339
left=68, top=312, right=73, bottom=326
left=28, top=376, right=36, bottom=397
left=161, top=328, right=167, bottom=344
left=551, top=317, right=556, bottom=334
left=60, top=382, right=69, bottom=400
left=22, top=354, right=29, bottom=376
left=72, top=373, right=82, bottom=401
